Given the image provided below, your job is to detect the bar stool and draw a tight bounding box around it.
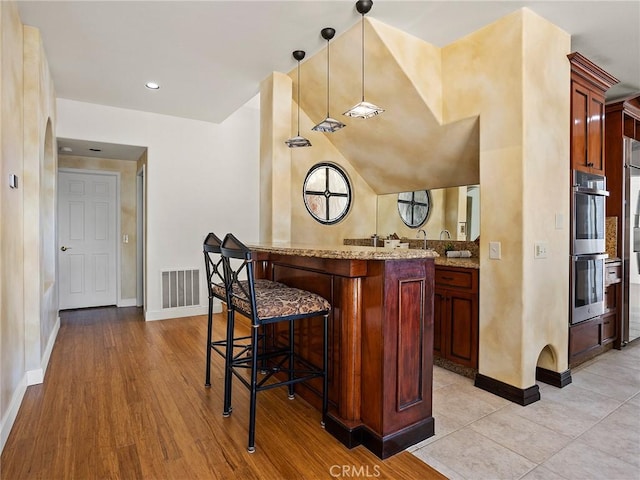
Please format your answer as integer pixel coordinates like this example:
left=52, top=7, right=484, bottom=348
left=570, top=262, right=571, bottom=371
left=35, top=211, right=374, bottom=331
left=220, top=233, right=330, bottom=453
left=202, top=232, right=283, bottom=389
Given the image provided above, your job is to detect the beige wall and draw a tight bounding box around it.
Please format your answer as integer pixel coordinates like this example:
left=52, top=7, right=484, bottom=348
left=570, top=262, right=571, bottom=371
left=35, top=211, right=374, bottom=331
left=443, top=9, right=570, bottom=386
left=1, top=2, right=26, bottom=426
left=261, top=8, right=571, bottom=391
left=23, top=24, right=58, bottom=378
left=1, top=1, right=57, bottom=450
left=260, top=73, right=377, bottom=244
left=58, top=155, right=139, bottom=301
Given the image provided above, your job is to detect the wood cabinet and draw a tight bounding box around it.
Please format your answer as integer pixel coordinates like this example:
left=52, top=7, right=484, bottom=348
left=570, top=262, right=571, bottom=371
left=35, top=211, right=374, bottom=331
left=568, top=52, right=619, bottom=175
left=567, top=52, right=618, bottom=367
left=434, top=265, right=478, bottom=369
left=569, top=260, right=621, bottom=366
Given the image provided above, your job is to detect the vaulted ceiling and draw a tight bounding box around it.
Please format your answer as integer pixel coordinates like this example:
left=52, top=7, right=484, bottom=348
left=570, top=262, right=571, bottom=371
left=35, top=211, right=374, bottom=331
left=292, top=18, right=479, bottom=194
left=17, top=1, right=640, bottom=125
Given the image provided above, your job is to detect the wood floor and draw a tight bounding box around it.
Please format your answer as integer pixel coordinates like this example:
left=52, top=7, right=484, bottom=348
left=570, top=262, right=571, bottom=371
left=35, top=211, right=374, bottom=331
left=1, top=306, right=445, bottom=479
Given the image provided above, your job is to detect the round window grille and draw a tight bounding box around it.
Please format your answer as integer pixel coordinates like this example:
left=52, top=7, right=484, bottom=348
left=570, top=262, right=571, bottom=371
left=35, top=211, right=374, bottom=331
left=303, top=163, right=352, bottom=225
left=397, top=190, right=431, bottom=228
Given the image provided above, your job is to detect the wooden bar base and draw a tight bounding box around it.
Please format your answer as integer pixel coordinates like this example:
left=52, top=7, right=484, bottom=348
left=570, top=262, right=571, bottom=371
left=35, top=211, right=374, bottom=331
left=324, top=413, right=436, bottom=459
left=252, top=245, right=436, bottom=458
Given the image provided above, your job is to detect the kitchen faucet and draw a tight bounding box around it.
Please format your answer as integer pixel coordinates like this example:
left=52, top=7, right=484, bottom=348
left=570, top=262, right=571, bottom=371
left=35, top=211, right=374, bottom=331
left=417, top=229, right=428, bottom=250
left=440, top=229, right=451, bottom=240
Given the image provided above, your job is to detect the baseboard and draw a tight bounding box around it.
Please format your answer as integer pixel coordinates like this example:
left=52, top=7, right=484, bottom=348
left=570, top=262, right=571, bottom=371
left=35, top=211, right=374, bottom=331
left=118, top=298, right=137, bottom=307
left=144, top=304, right=211, bottom=321
left=535, top=367, right=572, bottom=388
left=0, top=374, right=27, bottom=454
left=474, top=373, right=540, bottom=406
left=26, top=315, right=61, bottom=386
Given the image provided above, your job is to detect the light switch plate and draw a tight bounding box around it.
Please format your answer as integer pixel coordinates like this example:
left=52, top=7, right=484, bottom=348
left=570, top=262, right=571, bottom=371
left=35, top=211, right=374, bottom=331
left=555, top=213, right=563, bottom=230
left=489, top=241, right=501, bottom=259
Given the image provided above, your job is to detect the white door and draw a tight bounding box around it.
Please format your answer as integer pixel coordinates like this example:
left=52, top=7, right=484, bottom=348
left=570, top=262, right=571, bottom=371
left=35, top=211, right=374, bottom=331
left=58, top=170, right=117, bottom=309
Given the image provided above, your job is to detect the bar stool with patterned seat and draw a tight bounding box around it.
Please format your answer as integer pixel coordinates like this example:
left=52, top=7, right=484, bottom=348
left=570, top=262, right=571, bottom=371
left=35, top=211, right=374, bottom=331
left=220, top=233, right=330, bottom=453
left=202, top=232, right=284, bottom=389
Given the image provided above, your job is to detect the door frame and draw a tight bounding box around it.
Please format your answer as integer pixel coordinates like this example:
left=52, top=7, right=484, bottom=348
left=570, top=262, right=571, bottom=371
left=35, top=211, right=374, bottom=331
left=136, top=165, right=145, bottom=308
left=57, top=167, right=121, bottom=309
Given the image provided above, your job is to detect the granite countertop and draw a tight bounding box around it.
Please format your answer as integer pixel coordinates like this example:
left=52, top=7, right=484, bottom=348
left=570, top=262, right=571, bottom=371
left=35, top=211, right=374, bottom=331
left=248, top=242, right=440, bottom=261
left=435, top=257, right=480, bottom=269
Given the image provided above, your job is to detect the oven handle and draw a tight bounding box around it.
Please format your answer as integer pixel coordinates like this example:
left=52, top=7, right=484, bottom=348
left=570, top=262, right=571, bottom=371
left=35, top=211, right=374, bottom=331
left=571, top=253, right=609, bottom=260
left=573, top=185, right=610, bottom=196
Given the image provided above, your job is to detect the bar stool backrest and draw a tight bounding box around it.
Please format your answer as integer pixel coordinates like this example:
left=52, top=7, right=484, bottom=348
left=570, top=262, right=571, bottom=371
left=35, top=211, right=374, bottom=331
left=220, top=233, right=260, bottom=327
left=203, top=232, right=228, bottom=303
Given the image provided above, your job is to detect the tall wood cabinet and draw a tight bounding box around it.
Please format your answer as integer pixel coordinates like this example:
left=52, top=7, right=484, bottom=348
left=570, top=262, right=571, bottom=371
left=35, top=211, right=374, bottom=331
left=568, top=52, right=619, bottom=175
left=567, top=53, right=618, bottom=367
left=434, top=265, right=478, bottom=369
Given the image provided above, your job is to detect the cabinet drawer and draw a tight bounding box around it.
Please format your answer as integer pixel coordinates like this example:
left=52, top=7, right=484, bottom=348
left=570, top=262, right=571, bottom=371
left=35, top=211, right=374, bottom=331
left=435, top=268, right=475, bottom=290
left=570, top=317, right=602, bottom=356
left=605, top=264, right=621, bottom=285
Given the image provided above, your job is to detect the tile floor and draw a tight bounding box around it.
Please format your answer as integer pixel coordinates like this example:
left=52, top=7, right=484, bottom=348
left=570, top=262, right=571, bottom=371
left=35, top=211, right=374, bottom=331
left=409, top=341, right=640, bottom=480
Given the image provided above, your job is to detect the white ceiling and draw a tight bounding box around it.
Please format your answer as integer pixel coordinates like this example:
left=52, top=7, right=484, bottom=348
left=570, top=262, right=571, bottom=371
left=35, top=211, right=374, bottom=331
left=17, top=0, right=640, bottom=127
left=57, top=137, right=147, bottom=161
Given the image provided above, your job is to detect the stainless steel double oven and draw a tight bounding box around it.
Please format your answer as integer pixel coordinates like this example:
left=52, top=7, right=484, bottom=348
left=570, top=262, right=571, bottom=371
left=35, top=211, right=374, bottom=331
left=571, top=170, right=609, bottom=324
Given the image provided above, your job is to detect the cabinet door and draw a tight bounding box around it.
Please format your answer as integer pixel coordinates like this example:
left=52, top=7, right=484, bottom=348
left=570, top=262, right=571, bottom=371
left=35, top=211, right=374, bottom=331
left=587, top=90, right=605, bottom=174
left=433, top=289, right=446, bottom=357
left=444, top=290, right=478, bottom=368
left=571, top=81, right=590, bottom=171
left=602, top=312, right=617, bottom=344
left=571, top=78, right=606, bottom=175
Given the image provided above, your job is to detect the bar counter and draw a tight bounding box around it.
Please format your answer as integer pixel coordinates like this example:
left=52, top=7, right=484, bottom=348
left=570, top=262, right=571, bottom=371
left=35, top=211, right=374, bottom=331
left=249, top=242, right=437, bottom=458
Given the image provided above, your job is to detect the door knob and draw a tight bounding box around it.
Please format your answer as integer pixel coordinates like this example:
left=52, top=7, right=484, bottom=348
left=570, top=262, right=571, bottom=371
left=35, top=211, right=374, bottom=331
left=60, top=246, right=71, bottom=251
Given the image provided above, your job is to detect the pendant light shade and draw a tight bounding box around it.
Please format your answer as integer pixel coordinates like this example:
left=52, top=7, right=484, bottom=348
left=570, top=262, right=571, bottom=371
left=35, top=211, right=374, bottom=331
left=285, top=50, right=312, bottom=148
left=343, top=0, right=384, bottom=119
left=312, top=28, right=346, bottom=133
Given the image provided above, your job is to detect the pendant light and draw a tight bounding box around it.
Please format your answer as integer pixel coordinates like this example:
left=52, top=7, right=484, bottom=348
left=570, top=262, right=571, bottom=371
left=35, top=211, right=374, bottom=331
left=285, top=50, right=312, bottom=148
left=343, top=0, right=384, bottom=119
left=312, top=27, right=346, bottom=133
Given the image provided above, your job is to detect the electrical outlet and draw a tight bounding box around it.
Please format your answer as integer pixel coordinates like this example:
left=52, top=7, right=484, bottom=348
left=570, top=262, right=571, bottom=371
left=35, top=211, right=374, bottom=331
left=489, top=241, right=501, bottom=260
left=534, top=242, right=548, bottom=259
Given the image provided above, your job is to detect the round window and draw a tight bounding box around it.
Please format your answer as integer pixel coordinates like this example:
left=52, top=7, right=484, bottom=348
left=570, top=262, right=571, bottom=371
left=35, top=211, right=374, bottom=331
left=303, top=163, right=352, bottom=225
left=397, top=190, right=431, bottom=228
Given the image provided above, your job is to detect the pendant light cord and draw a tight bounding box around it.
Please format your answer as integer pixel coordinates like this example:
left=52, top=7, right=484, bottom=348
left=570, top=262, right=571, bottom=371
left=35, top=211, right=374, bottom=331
left=297, top=60, right=301, bottom=135
left=361, top=14, right=365, bottom=102
left=326, top=38, right=330, bottom=117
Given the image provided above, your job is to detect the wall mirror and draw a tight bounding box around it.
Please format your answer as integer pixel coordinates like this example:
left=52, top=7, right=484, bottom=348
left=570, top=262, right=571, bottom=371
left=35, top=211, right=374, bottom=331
left=377, top=185, right=479, bottom=240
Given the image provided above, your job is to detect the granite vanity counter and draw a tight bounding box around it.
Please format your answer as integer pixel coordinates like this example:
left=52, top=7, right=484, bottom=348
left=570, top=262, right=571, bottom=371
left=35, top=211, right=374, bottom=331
left=435, top=257, right=480, bottom=269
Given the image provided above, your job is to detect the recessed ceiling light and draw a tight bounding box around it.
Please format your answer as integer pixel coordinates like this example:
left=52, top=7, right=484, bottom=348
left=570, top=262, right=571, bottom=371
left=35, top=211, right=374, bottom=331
left=145, top=82, right=160, bottom=90
left=60, top=146, right=73, bottom=152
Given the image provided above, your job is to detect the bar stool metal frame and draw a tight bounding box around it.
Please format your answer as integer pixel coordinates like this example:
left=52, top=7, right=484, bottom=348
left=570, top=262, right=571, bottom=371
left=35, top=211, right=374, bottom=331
left=203, top=232, right=284, bottom=389
left=220, top=233, right=330, bottom=453
left=203, top=232, right=249, bottom=388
